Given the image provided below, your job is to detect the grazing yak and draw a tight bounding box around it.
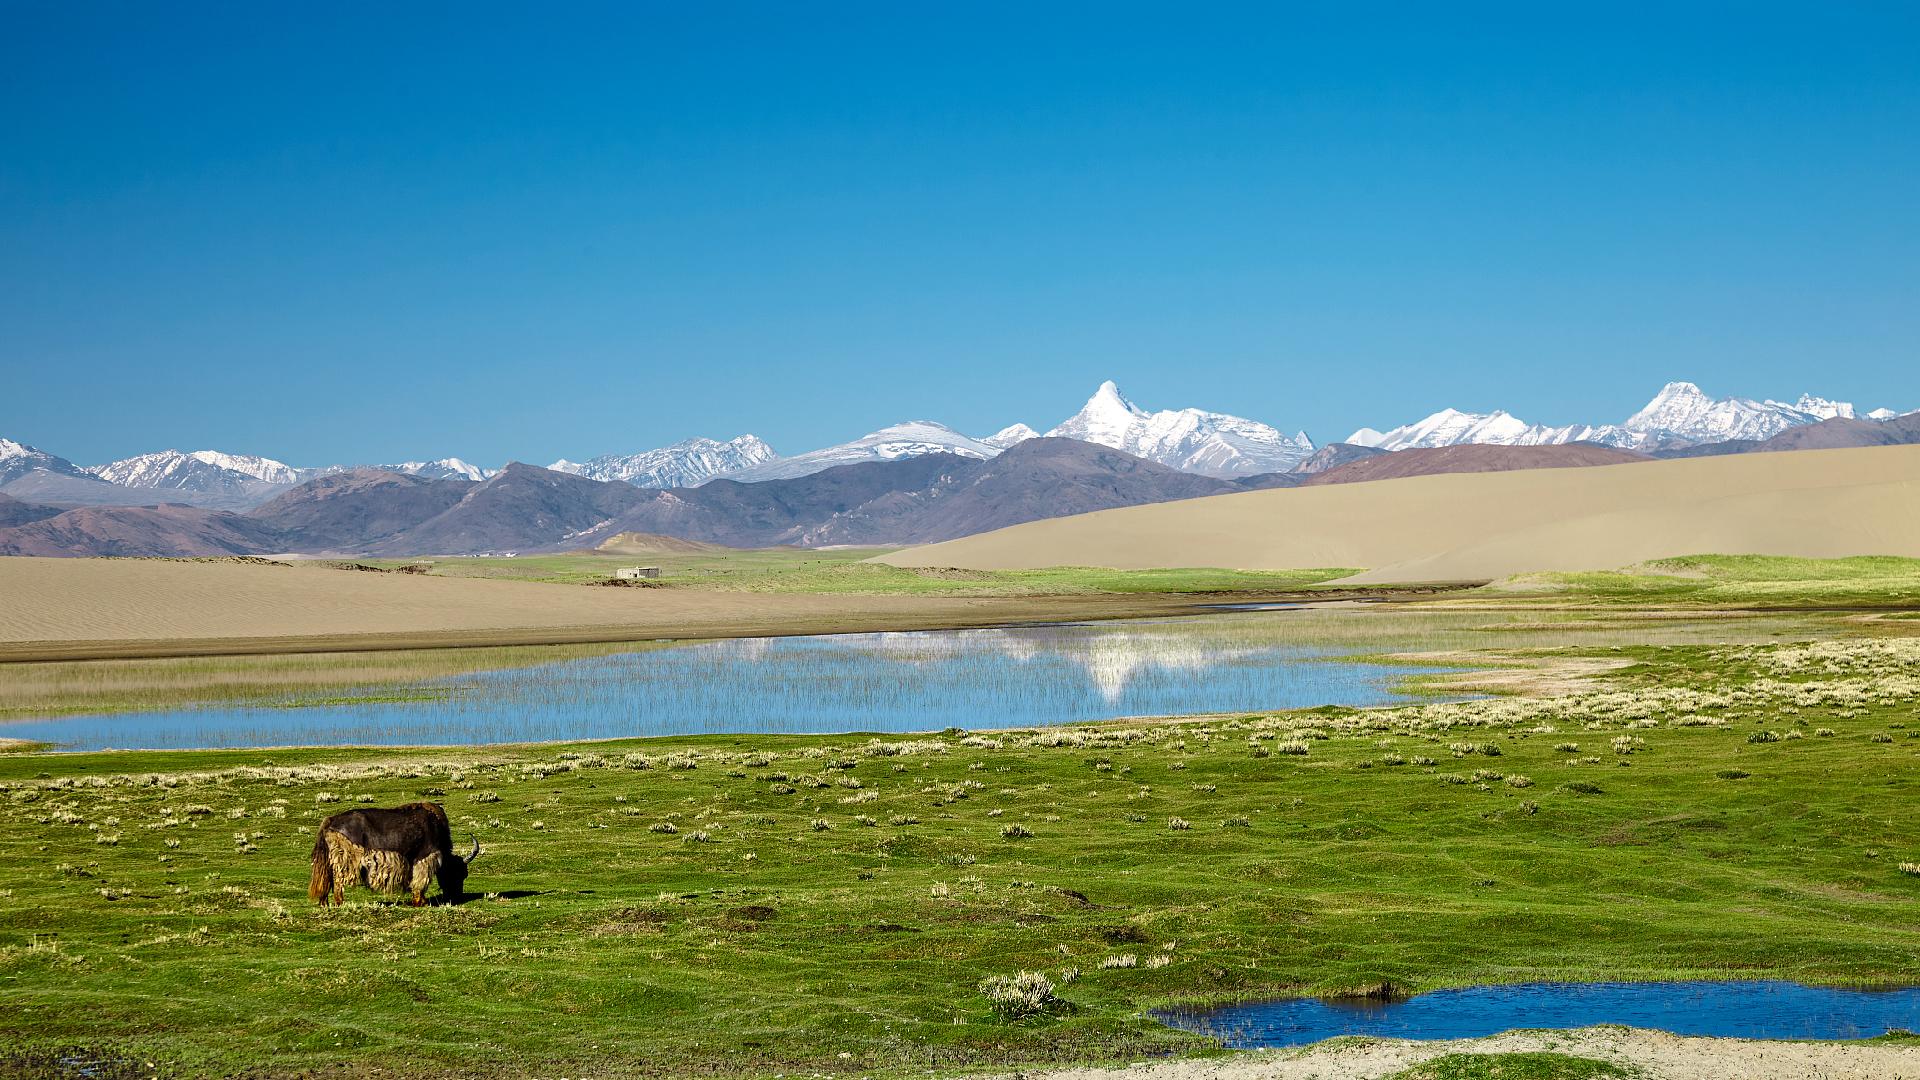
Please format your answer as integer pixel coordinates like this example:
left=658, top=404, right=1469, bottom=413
left=308, top=801, right=481, bottom=906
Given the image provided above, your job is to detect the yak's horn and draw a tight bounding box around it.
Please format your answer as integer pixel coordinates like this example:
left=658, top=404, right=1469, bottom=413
left=466, top=836, right=483, bottom=863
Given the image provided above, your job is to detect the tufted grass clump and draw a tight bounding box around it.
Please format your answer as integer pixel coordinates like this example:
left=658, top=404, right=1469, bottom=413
left=1000, top=823, right=1033, bottom=839
left=1100, top=954, right=1137, bottom=969
left=978, top=971, right=1063, bottom=1019
left=1747, top=731, right=1781, bottom=744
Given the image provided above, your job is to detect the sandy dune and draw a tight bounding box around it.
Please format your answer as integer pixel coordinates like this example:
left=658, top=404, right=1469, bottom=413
left=0, top=557, right=1351, bottom=661
left=880, top=445, right=1920, bottom=582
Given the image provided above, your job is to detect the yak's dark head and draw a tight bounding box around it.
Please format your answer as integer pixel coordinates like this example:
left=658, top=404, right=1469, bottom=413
left=440, top=836, right=482, bottom=901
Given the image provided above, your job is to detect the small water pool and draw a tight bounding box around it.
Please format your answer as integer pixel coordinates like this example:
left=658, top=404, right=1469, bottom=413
left=1156, top=981, right=1920, bottom=1046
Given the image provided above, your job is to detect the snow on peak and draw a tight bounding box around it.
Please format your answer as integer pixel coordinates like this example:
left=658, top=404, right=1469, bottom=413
left=1353, top=381, right=1869, bottom=452
left=1346, top=408, right=1556, bottom=451
left=91, top=449, right=303, bottom=492
left=1045, top=382, right=1314, bottom=477
left=982, top=423, right=1039, bottom=450
left=384, top=458, right=496, bottom=482
left=724, top=422, right=994, bottom=483
left=185, top=450, right=302, bottom=485
left=548, top=435, right=777, bottom=488
left=1625, top=381, right=1852, bottom=444
left=0, top=437, right=92, bottom=485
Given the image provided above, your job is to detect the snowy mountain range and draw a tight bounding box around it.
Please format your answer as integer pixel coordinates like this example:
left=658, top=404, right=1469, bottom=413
left=1045, top=381, right=1315, bottom=477
left=6, top=379, right=1912, bottom=510
left=91, top=449, right=306, bottom=492
left=725, top=422, right=1001, bottom=483
left=552, top=435, right=777, bottom=487
left=1349, top=382, right=1899, bottom=453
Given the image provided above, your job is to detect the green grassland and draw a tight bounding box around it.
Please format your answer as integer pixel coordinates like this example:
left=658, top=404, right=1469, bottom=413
left=360, top=548, right=1357, bottom=595
left=1504, top=555, right=1920, bottom=607
left=3, top=632, right=1919, bottom=1077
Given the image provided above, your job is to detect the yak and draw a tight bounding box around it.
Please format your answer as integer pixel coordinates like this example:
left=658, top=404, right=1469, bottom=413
left=308, top=801, right=481, bottom=906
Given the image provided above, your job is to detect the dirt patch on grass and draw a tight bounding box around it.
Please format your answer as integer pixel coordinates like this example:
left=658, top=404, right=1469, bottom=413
left=1023, top=1027, right=1920, bottom=1079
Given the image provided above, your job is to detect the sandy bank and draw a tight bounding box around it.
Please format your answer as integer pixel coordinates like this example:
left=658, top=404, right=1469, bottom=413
left=0, top=557, right=1446, bottom=662
left=880, top=445, right=1920, bottom=583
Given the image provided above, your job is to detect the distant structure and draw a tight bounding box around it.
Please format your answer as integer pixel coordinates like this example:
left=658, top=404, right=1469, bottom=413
left=614, top=566, right=661, bottom=580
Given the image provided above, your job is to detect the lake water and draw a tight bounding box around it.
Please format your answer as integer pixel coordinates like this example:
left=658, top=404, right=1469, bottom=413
left=6, top=608, right=1816, bottom=751
left=1156, top=981, right=1920, bottom=1045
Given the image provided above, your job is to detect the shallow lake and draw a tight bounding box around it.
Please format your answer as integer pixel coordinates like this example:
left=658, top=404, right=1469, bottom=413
left=1156, top=981, right=1920, bottom=1045
left=6, top=607, right=1820, bottom=751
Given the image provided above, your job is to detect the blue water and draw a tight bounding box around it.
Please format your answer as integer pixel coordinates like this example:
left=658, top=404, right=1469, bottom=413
left=1157, top=981, right=1920, bottom=1046
left=6, top=616, right=1458, bottom=751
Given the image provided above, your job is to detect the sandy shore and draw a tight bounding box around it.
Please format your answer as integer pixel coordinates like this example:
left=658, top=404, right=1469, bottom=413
left=1029, top=1028, right=1920, bottom=1079
left=0, top=556, right=1452, bottom=662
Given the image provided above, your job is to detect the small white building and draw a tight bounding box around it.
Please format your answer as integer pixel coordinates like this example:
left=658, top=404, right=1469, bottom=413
left=614, top=566, right=661, bottom=580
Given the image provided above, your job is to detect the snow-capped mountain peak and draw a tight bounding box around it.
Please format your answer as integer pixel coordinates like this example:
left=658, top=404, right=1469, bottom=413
left=1623, top=381, right=1847, bottom=444
left=184, top=450, right=302, bottom=485
left=724, top=422, right=995, bottom=483
left=1044, top=382, right=1315, bottom=477
left=90, top=449, right=302, bottom=492
left=983, top=423, right=1040, bottom=450
left=550, top=434, right=778, bottom=488
left=1, top=437, right=94, bottom=485
left=1055, top=380, right=1150, bottom=446
left=383, top=458, right=496, bottom=482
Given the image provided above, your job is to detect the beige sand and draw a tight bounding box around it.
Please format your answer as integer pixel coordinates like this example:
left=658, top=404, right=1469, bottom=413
left=880, top=445, right=1920, bottom=583
left=1026, top=1028, right=1920, bottom=1080
left=0, top=557, right=1375, bottom=662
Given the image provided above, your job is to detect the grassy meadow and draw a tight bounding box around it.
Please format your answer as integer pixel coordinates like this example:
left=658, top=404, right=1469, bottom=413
left=1504, top=555, right=1920, bottom=607
left=4, top=627, right=1920, bottom=1076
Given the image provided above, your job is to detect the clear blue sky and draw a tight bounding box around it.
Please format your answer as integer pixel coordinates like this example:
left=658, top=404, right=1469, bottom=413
left=4, top=3, right=1916, bottom=466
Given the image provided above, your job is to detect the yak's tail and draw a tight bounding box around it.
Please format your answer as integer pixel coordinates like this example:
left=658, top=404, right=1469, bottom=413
left=308, top=831, right=333, bottom=903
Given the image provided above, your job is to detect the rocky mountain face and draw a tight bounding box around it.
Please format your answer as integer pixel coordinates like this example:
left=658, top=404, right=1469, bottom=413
left=247, top=469, right=476, bottom=552
left=1291, top=442, right=1391, bottom=475
left=1300, top=443, right=1649, bottom=486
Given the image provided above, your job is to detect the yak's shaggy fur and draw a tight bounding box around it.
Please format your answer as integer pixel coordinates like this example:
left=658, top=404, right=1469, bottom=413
left=308, top=801, right=471, bottom=906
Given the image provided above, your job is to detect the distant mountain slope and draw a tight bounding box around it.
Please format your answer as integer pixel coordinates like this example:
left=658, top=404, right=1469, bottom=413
left=583, top=453, right=970, bottom=549
left=878, top=444, right=1920, bottom=583
left=0, top=493, right=63, bottom=528
left=791, top=438, right=1239, bottom=546
left=1302, top=443, right=1648, bottom=486
left=593, top=532, right=735, bottom=556
left=365, top=463, right=653, bottom=556
left=248, top=469, right=475, bottom=551
left=1291, top=442, right=1390, bottom=475
left=0, top=504, right=286, bottom=558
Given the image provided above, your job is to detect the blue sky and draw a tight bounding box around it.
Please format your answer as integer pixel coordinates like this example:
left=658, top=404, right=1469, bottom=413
left=3, top=3, right=1916, bottom=466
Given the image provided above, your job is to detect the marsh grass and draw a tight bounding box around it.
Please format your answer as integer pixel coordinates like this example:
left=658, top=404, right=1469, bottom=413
left=1, top=627, right=1918, bottom=1075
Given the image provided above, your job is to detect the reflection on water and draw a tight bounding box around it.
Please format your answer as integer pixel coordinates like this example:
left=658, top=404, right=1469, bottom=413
left=6, top=607, right=1823, bottom=751
left=1156, top=980, right=1920, bottom=1045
